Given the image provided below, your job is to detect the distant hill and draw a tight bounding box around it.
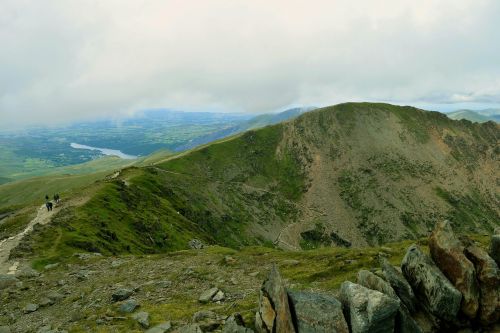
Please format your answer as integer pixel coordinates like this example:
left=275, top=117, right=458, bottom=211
left=16, top=103, right=499, bottom=261
left=446, top=109, right=500, bottom=123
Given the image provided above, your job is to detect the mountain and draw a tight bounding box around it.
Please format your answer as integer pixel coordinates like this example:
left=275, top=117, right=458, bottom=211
left=12, top=103, right=499, bottom=262
left=175, top=107, right=315, bottom=151
left=446, top=109, right=500, bottom=123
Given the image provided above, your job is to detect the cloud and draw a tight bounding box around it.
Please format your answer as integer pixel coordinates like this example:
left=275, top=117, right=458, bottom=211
left=1, top=0, right=499, bottom=127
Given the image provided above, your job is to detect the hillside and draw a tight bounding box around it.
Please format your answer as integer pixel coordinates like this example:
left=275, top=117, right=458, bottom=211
left=10, top=103, right=500, bottom=263
left=447, top=109, right=500, bottom=123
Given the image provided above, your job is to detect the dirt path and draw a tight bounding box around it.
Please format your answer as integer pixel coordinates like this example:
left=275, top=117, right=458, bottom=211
left=0, top=203, right=60, bottom=274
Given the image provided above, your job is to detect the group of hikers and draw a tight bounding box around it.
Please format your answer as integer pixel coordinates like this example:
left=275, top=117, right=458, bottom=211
left=45, top=193, right=60, bottom=211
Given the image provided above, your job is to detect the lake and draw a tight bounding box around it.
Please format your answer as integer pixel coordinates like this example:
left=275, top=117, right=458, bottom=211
left=70, top=143, right=137, bottom=159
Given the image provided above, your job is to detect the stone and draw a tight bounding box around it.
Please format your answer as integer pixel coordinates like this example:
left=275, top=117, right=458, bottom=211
left=255, top=265, right=295, bottom=333
left=44, top=263, right=59, bottom=270
left=357, top=269, right=398, bottom=299
left=192, top=310, right=220, bottom=331
left=212, top=290, right=225, bottom=302
left=380, top=257, right=417, bottom=313
left=119, top=299, right=139, bottom=313
left=145, top=322, right=172, bottom=333
left=112, top=288, right=133, bottom=302
left=0, top=326, right=11, bottom=333
left=248, top=271, right=259, bottom=277
left=188, top=239, right=204, bottom=249
left=224, top=256, right=237, bottom=265
left=45, top=291, right=64, bottom=302
left=23, top=303, right=39, bottom=313
left=401, top=244, right=462, bottom=322
left=464, top=244, right=500, bottom=325
left=281, top=259, right=300, bottom=266
left=132, top=311, right=150, bottom=328
left=156, top=280, right=172, bottom=288
left=198, top=287, right=219, bottom=303
left=0, top=275, right=19, bottom=290
left=339, top=281, right=400, bottom=333
left=39, top=297, right=54, bottom=307
left=175, top=324, right=202, bottom=333
left=429, top=220, right=479, bottom=318
left=490, top=231, right=500, bottom=267
left=223, top=314, right=253, bottom=333
left=15, top=267, right=40, bottom=279
left=288, top=290, right=349, bottom=333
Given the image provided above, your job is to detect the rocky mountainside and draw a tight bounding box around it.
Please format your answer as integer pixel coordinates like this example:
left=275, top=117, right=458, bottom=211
left=10, top=103, right=499, bottom=263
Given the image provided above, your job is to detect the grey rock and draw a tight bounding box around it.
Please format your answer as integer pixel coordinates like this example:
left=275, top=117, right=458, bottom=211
left=401, top=244, right=461, bottom=322
left=490, top=233, right=500, bottom=267
left=192, top=310, right=220, bottom=331
left=175, top=324, right=202, bottom=333
left=288, top=290, right=349, bottom=333
left=0, top=326, right=11, bottom=333
left=395, top=305, right=422, bottom=333
left=212, top=290, right=225, bottom=302
left=75, top=269, right=91, bottom=280
left=119, top=299, right=139, bottom=313
left=357, top=269, right=398, bottom=299
left=255, top=265, right=295, bottom=333
left=132, top=311, right=150, bottom=328
left=198, top=287, right=219, bottom=303
left=44, top=263, right=59, bottom=270
left=0, top=275, right=19, bottom=290
left=145, top=322, right=172, bottom=333
left=188, top=239, right=204, bottom=250
left=15, top=267, right=40, bottom=279
left=39, top=297, right=54, bottom=307
left=223, top=314, right=253, bottom=333
left=156, top=280, right=172, bottom=288
left=248, top=271, right=259, bottom=277
left=112, top=288, right=133, bottom=302
left=281, top=259, right=300, bottom=266
left=339, top=281, right=400, bottom=333
left=23, top=303, right=39, bottom=313
left=380, top=257, right=417, bottom=313
left=45, top=291, right=64, bottom=302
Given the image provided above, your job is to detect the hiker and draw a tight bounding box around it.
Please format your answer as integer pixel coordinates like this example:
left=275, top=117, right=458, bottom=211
left=45, top=201, right=53, bottom=211
left=45, top=194, right=49, bottom=202
left=55, top=193, right=60, bottom=203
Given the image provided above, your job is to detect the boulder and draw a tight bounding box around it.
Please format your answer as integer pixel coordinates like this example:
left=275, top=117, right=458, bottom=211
left=223, top=314, right=254, bottom=333
left=132, top=311, right=150, bottom=328
left=198, top=287, right=219, bottom=303
left=339, top=281, right=400, bottom=333
left=356, top=270, right=422, bottom=333
left=212, top=290, right=225, bottom=302
left=188, top=239, right=204, bottom=250
left=380, top=257, right=417, bottom=313
left=464, top=244, right=500, bottom=325
left=0, top=275, right=19, bottom=290
left=255, top=265, right=295, bottom=333
left=15, top=267, right=40, bottom=279
left=119, top=299, right=139, bottom=313
left=23, top=303, right=39, bottom=313
left=174, top=324, right=202, bottom=333
left=429, top=220, right=479, bottom=318
left=112, top=288, right=133, bottom=302
left=192, top=310, right=221, bottom=331
left=145, top=322, right=172, bottom=333
left=401, top=244, right=462, bottom=322
left=288, top=290, right=349, bottom=333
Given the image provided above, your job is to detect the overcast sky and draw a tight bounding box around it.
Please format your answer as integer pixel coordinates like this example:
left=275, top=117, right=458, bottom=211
left=1, top=0, right=500, bottom=128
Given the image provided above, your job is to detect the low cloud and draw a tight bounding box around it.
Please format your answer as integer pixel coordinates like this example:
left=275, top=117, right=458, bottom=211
left=1, top=0, right=499, bottom=127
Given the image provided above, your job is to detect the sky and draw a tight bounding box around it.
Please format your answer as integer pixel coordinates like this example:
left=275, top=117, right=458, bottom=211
left=1, top=0, right=500, bottom=128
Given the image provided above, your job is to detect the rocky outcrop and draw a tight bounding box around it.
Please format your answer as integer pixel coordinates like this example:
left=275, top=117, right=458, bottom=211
left=490, top=228, right=500, bottom=266
left=339, top=281, right=400, bottom=333
left=429, top=220, right=479, bottom=318
left=464, top=244, right=500, bottom=325
left=401, top=244, right=462, bottom=322
left=223, top=314, right=254, bottom=333
left=255, top=265, right=295, bottom=333
left=288, top=290, right=349, bottom=333
left=379, top=257, right=417, bottom=313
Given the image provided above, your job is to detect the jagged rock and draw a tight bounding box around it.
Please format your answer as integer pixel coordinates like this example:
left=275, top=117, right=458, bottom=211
left=132, top=311, right=150, bottom=328
left=119, top=299, right=139, bottom=313
left=145, top=322, right=171, bottom=333
left=464, top=244, right=500, bottom=325
left=192, top=310, right=221, bottom=331
left=23, top=303, right=39, bottom=313
left=145, top=322, right=172, bottom=333
left=288, top=290, right=349, bottom=333
left=188, top=239, right=204, bottom=250
left=339, top=281, right=399, bottom=333
left=212, top=290, right=225, bottom=302
left=429, top=220, right=479, bottom=318
left=175, top=324, right=202, bottom=333
left=490, top=229, right=500, bottom=266
left=380, top=257, right=417, bottom=313
left=401, top=244, right=462, bottom=322
left=223, top=314, right=254, bottom=333
left=198, top=287, right=219, bottom=303
left=255, top=265, right=295, bottom=333
left=356, top=270, right=422, bottom=333
left=112, top=288, right=133, bottom=302
left=0, top=275, right=19, bottom=290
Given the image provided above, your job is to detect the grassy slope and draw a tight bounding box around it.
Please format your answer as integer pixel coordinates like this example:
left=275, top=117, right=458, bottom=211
left=12, top=103, right=500, bottom=263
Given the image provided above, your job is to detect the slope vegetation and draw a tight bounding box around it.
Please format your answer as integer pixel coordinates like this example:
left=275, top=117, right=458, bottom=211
left=14, top=103, right=499, bottom=262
